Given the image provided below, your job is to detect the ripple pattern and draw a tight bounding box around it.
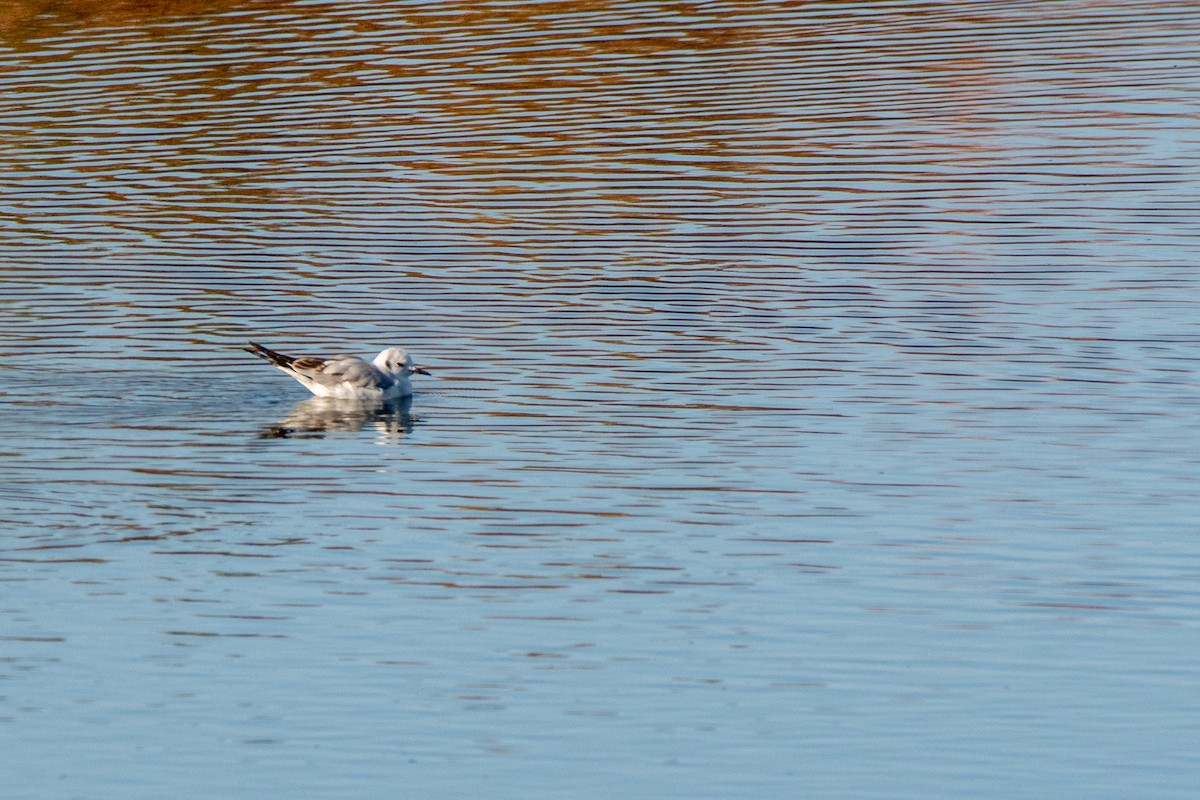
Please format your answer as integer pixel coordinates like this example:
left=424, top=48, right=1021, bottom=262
left=1, top=2, right=1199, bottom=799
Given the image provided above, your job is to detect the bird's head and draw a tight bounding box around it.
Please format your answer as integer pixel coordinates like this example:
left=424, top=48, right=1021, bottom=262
left=375, top=347, right=431, bottom=377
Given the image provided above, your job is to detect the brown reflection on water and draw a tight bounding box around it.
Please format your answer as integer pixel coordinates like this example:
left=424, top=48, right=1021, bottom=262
left=1, top=0, right=244, bottom=41
left=2, top=1, right=1193, bottom=197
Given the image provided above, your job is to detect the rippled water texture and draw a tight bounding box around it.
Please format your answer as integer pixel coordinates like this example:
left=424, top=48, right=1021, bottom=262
left=2, top=1, right=1199, bottom=798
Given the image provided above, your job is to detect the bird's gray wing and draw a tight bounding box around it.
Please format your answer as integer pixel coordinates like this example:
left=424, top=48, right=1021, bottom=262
left=293, top=355, right=394, bottom=390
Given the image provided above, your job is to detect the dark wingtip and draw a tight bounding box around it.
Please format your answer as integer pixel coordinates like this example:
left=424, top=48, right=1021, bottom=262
left=245, top=341, right=294, bottom=368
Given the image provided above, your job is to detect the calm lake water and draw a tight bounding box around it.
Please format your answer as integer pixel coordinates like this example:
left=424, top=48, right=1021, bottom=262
left=2, top=0, right=1199, bottom=797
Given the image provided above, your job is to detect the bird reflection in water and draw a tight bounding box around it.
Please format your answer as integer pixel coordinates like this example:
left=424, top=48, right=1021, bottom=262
left=260, top=395, right=416, bottom=440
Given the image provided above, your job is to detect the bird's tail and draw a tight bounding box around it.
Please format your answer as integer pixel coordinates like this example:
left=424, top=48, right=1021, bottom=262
left=245, top=341, right=297, bottom=370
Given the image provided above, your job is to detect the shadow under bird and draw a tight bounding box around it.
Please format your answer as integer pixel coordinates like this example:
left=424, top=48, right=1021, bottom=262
left=246, top=342, right=430, bottom=400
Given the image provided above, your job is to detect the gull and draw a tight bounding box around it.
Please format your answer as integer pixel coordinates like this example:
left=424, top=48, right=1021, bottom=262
left=246, top=342, right=430, bottom=400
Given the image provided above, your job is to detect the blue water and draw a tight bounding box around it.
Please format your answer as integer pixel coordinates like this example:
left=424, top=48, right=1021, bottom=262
left=2, top=0, right=1199, bottom=798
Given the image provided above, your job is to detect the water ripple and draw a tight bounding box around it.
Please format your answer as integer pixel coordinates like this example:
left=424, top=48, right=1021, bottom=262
left=2, top=1, right=1200, bottom=797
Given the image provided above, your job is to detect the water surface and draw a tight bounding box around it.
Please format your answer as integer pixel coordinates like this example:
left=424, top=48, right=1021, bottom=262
left=2, top=1, right=1199, bottom=798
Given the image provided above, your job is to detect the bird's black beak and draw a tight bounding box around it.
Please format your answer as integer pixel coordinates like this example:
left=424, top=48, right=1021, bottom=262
left=413, top=366, right=432, bottom=376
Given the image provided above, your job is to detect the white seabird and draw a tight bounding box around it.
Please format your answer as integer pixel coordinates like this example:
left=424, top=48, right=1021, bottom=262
left=246, top=341, right=430, bottom=400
